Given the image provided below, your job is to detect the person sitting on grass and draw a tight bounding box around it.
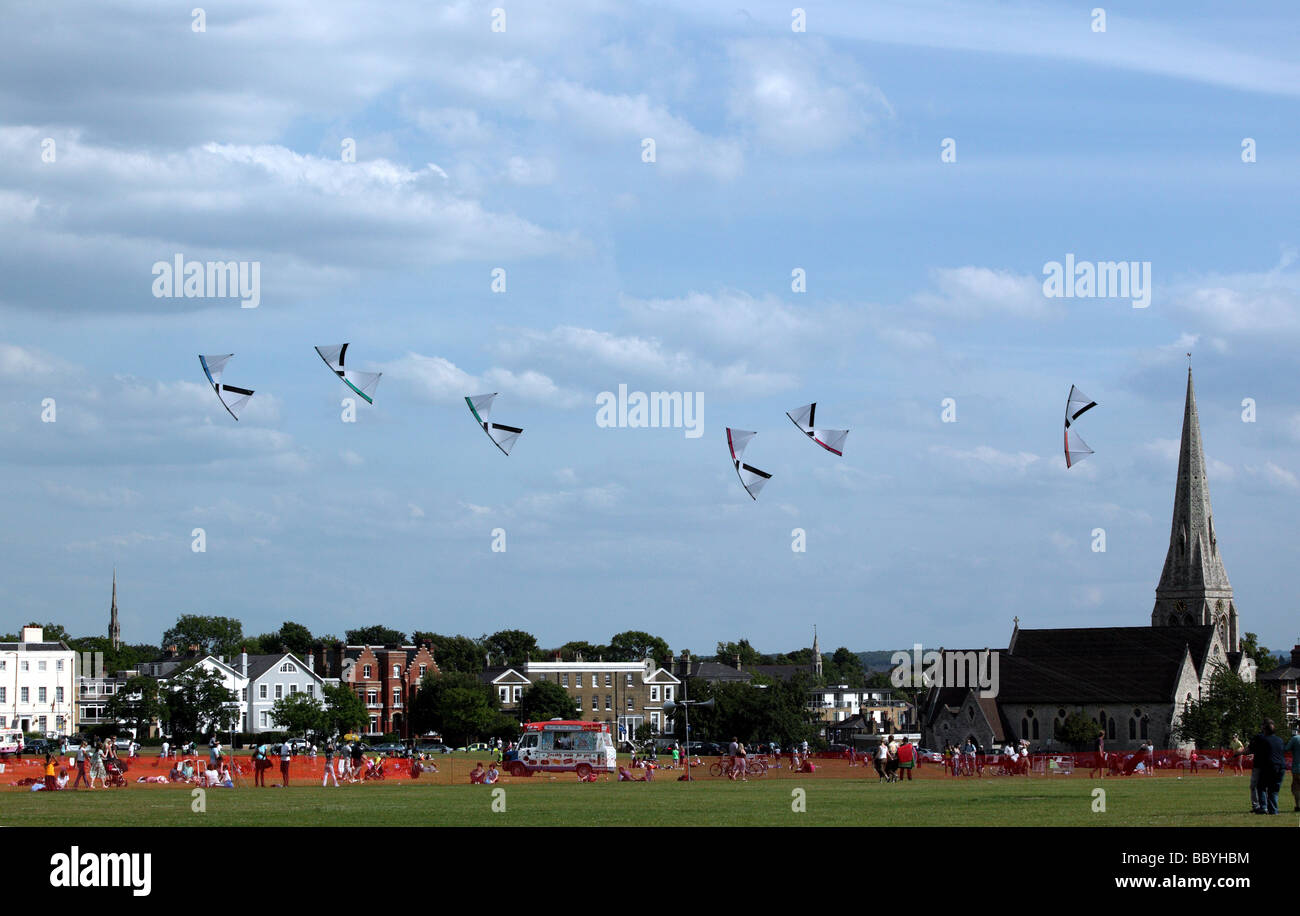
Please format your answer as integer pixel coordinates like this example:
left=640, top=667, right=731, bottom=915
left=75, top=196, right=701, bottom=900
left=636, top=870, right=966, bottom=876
left=55, top=768, right=69, bottom=790
left=469, top=762, right=486, bottom=784
left=218, top=761, right=234, bottom=787
left=484, top=762, right=500, bottom=785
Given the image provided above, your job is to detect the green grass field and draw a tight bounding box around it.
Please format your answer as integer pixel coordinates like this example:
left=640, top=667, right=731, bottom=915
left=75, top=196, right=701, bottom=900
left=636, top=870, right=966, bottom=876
left=3, top=770, right=1292, bottom=827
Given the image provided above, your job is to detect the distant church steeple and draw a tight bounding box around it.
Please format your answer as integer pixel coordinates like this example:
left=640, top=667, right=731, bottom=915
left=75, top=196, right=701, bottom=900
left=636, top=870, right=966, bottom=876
left=1152, top=369, right=1238, bottom=651
left=109, top=570, right=121, bottom=651
left=812, top=625, right=823, bottom=678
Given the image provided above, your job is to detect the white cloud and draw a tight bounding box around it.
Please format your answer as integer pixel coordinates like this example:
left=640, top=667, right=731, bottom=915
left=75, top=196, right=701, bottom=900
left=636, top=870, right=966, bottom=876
left=913, top=267, right=1056, bottom=320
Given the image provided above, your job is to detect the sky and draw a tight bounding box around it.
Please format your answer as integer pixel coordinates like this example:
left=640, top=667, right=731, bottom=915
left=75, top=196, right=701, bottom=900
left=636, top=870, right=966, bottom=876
left=2, top=0, right=1298, bottom=657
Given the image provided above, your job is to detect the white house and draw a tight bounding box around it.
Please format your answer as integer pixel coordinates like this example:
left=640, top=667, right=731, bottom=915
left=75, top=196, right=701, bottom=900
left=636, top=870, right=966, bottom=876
left=1, top=627, right=77, bottom=736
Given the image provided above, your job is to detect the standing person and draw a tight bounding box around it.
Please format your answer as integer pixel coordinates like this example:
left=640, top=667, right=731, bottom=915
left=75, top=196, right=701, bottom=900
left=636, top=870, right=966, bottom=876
left=279, top=737, right=293, bottom=787
left=1089, top=730, right=1106, bottom=778
left=160, top=738, right=169, bottom=759
left=727, top=737, right=741, bottom=781
left=88, top=741, right=107, bottom=789
left=1229, top=734, right=1245, bottom=774
left=1248, top=719, right=1285, bottom=816
left=895, top=737, right=916, bottom=781
left=672, top=744, right=680, bottom=770
left=72, top=740, right=89, bottom=789
left=874, top=740, right=888, bottom=782
left=1284, top=729, right=1300, bottom=813
left=44, top=753, right=58, bottom=791
left=252, top=741, right=268, bottom=787
left=323, top=738, right=339, bottom=787
left=350, top=739, right=364, bottom=783
left=209, top=739, right=223, bottom=773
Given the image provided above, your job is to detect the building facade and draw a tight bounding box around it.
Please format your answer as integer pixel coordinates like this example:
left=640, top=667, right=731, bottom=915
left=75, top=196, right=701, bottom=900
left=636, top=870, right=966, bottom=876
left=1, top=627, right=77, bottom=736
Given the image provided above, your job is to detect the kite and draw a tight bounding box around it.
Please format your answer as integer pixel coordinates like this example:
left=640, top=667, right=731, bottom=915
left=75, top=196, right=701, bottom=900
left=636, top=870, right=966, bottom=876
left=465, top=393, right=523, bottom=456
left=314, top=344, right=382, bottom=404
left=786, top=403, right=849, bottom=457
left=725, top=428, right=771, bottom=500
left=1064, top=385, right=1097, bottom=468
left=198, top=354, right=255, bottom=421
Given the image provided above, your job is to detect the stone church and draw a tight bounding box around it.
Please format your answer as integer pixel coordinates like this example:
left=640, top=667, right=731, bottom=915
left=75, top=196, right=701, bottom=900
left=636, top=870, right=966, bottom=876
left=923, top=370, right=1256, bottom=752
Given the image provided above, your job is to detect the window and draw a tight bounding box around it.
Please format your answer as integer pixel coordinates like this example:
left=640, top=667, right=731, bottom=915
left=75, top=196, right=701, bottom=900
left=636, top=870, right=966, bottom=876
left=56, top=687, right=64, bottom=703
left=241, top=688, right=248, bottom=701
left=289, top=683, right=299, bottom=694
left=279, top=662, right=296, bottom=673
left=363, top=665, right=372, bottom=679
left=626, top=673, right=633, bottom=686
left=21, top=687, right=29, bottom=702
left=369, top=716, right=379, bottom=733
left=605, top=694, right=612, bottom=710
left=665, top=686, right=674, bottom=702
left=592, top=674, right=598, bottom=688
left=56, top=660, right=64, bottom=671
left=21, top=661, right=29, bottom=672
left=0, top=688, right=6, bottom=703
left=0, top=661, right=5, bottom=670
left=513, top=686, right=523, bottom=702
left=419, top=664, right=427, bottom=677
left=626, top=695, right=634, bottom=710
left=367, top=690, right=378, bottom=705
left=393, top=689, right=402, bottom=706
left=605, top=673, right=612, bottom=687
left=259, top=685, right=268, bottom=699
left=650, top=686, right=659, bottom=702
left=274, top=684, right=283, bottom=700
left=575, top=695, right=583, bottom=711
left=260, top=712, right=268, bottom=727
left=562, top=673, right=570, bottom=687
left=38, top=661, right=46, bottom=671
left=499, top=687, right=509, bottom=703
left=393, top=665, right=401, bottom=678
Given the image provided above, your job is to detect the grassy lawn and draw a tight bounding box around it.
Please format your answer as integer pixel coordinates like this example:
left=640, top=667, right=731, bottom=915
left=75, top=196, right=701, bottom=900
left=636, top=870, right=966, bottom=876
left=2, top=769, right=1290, bottom=827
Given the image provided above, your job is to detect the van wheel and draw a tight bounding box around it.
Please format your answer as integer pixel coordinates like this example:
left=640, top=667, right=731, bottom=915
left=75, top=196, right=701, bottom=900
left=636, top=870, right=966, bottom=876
left=508, top=762, right=526, bottom=777
left=576, top=764, right=592, bottom=779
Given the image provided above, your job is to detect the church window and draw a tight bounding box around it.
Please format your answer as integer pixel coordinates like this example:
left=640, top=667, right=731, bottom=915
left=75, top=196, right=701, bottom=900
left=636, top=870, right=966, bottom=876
left=1129, top=718, right=1137, bottom=740
left=1140, top=717, right=1149, bottom=739
left=1107, top=717, right=1115, bottom=740
left=1057, top=708, right=1066, bottom=719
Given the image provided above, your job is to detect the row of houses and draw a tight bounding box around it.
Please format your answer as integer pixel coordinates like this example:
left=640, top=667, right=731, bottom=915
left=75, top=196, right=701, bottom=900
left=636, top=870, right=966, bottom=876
left=2, top=623, right=917, bottom=741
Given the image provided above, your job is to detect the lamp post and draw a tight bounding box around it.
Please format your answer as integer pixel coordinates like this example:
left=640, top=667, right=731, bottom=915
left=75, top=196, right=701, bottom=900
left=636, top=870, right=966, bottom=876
left=662, top=697, right=713, bottom=780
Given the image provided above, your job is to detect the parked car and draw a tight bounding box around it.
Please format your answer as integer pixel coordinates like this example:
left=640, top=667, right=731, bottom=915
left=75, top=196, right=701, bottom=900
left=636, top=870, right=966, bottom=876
left=456, top=742, right=491, bottom=753
left=114, top=737, right=133, bottom=752
left=917, top=747, right=944, bottom=764
left=23, top=738, right=52, bottom=755
left=418, top=743, right=452, bottom=755
left=369, top=742, right=410, bottom=757
left=686, top=741, right=725, bottom=757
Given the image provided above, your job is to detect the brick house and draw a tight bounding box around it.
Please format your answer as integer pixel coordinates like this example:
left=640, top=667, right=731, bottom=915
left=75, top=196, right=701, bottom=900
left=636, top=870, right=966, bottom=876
left=314, top=642, right=440, bottom=737
left=1259, top=642, right=1300, bottom=730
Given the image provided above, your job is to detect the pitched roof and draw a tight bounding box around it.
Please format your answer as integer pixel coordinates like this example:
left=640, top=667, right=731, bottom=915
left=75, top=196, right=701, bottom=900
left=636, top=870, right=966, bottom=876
left=997, top=626, right=1214, bottom=704
left=747, top=664, right=814, bottom=682
left=678, top=661, right=753, bottom=682
left=244, top=653, right=319, bottom=682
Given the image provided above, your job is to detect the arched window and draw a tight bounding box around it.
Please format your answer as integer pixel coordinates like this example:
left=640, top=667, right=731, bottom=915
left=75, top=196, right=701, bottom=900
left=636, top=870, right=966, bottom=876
left=392, top=665, right=401, bottom=678
left=1107, top=716, right=1115, bottom=740
left=1129, top=718, right=1137, bottom=740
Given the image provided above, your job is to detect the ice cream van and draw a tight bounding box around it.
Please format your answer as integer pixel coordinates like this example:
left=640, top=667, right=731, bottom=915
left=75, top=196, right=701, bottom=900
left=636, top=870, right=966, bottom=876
left=0, top=728, right=22, bottom=757
left=506, top=720, right=616, bottom=779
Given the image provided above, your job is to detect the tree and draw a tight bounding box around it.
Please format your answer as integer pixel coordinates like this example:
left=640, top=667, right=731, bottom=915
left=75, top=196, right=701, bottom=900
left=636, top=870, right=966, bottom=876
left=1174, top=664, right=1290, bottom=749
left=408, top=672, right=515, bottom=746
left=824, top=647, right=866, bottom=686
left=1241, top=632, right=1280, bottom=674
left=164, top=665, right=237, bottom=741
left=412, top=632, right=483, bottom=673
left=483, top=629, right=538, bottom=668
left=715, top=639, right=764, bottom=667
left=682, top=676, right=820, bottom=747
left=557, top=640, right=608, bottom=661
left=162, top=615, right=244, bottom=658
left=103, top=675, right=168, bottom=738
left=609, top=631, right=670, bottom=666
left=519, top=680, right=580, bottom=723
left=321, top=683, right=368, bottom=737
left=346, top=625, right=408, bottom=646
left=1055, top=712, right=1101, bottom=750
left=67, top=636, right=159, bottom=676
left=270, top=692, right=326, bottom=737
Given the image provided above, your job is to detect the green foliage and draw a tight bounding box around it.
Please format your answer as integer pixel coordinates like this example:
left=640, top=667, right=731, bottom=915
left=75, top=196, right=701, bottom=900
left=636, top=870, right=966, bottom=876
left=320, top=683, right=368, bottom=736
left=162, top=614, right=245, bottom=658
left=103, top=675, right=168, bottom=738
left=681, top=676, right=819, bottom=746
left=409, top=672, right=515, bottom=746
left=412, top=632, right=484, bottom=673
left=715, top=639, right=764, bottom=667
left=556, top=640, right=608, bottom=661
left=482, top=629, right=538, bottom=667
left=822, top=646, right=866, bottom=686
left=269, top=691, right=326, bottom=737
left=1174, top=664, right=1290, bottom=749
left=252, top=621, right=315, bottom=656
left=608, top=631, right=669, bottom=665
left=164, top=665, right=237, bottom=741
left=519, top=680, right=580, bottom=722
left=345, top=625, right=408, bottom=646
left=1241, top=632, right=1281, bottom=673
left=1055, top=712, right=1102, bottom=750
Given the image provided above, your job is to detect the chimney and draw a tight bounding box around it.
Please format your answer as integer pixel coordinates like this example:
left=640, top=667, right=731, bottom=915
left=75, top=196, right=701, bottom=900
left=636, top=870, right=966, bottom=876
left=240, top=649, right=248, bottom=678
left=20, top=626, right=43, bottom=644
left=554, top=652, right=562, bottom=662
left=307, top=653, right=314, bottom=673
left=734, top=654, right=742, bottom=671
left=668, top=651, right=675, bottom=673
left=1291, top=642, right=1300, bottom=668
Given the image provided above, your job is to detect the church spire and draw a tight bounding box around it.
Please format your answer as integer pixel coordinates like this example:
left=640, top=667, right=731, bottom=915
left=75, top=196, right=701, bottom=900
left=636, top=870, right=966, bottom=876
left=109, top=569, right=121, bottom=651
left=1152, top=369, right=1237, bottom=650
left=812, top=625, right=823, bottom=678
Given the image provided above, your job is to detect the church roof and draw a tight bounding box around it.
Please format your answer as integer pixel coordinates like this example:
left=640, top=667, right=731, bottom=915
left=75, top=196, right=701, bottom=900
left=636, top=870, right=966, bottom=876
left=998, top=625, right=1214, bottom=704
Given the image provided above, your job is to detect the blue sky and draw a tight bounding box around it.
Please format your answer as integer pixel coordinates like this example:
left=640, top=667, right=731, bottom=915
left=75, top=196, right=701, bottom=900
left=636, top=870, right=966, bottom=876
left=2, top=0, right=1298, bottom=657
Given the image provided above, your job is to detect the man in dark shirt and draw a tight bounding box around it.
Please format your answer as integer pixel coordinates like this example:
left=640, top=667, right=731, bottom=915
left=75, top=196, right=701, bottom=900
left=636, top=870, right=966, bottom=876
left=1247, top=719, right=1285, bottom=815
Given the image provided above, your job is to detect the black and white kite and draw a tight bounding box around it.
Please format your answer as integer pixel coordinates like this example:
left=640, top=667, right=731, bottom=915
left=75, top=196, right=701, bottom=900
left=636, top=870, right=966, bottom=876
left=314, top=344, right=382, bottom=404
left=199, top=354, right=255, bottom=421
left=786, top=403, right=849, bottom=457
left=726, top=428, right=771, bottom=500
left=466, top=393, right=523, bottom=456
left=1064, top=385, right=1098, bottom=468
